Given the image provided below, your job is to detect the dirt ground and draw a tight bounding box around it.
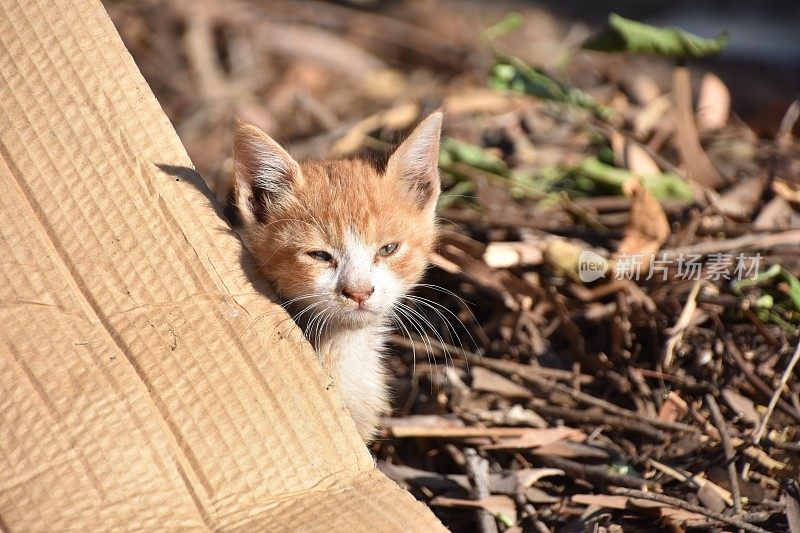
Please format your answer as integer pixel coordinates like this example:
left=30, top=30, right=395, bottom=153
left=105, top=1, right=800, bottom=531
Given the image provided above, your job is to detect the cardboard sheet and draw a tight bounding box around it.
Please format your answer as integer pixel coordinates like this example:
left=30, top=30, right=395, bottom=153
left=0, top=0, right=444, bottom=530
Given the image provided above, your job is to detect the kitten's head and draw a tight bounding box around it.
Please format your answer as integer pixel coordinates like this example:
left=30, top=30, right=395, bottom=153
left=233, top=112, right=442, bottom=329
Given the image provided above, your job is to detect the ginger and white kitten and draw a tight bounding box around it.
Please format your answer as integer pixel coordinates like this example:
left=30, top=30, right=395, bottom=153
left=233, top=112, right=442, bottom=442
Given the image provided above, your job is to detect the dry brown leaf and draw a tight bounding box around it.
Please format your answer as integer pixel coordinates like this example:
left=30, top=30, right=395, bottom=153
left=626, top=142, right=661, bottom=176
left=773, top=180, right=800, bottom=203
left=648, top=459, right=733, bottom=507
left=514, top=468, right=565, bottom=489
left=384, top=415, right=464, bottom=429
left=721, top=389, right=761, bottom=426
left=332, top=102, right=419, bottom=154
left=635, top=94, right=672, bottom=138
left=471, top=405, right=548, bottom=428
left=572, top=494, right=630, bottom=510
left=362, top=69, right=408, bottom=100
left=618, top=178, right=670, bottom=254
left=471, top=367, right=533, bottom=398
left=528, top=440, right=609, bottom=459
left=697, top=482, right=727, bottom=512
left=482, top=426, right=585, bottom=451
left=446, top=89, right=520, bottom=115
left=659, top=507, right=710, bottom=527
left=713, top=173, right=768, bottom=219
left=388, top=425, right=536, bottom=439
left=574, top=493, right=712, bottom=524
left=754, top=196, right=800, bottom=229
left=658, top=391, right=688, bottom=423
left=429, top=252, right=461, bottom=274
left=673, top=66, right=724, bottom=188
left=783, top=483, right=800, bottom=533
left=438, top=229, right=487, bottom=257
left=627, top=72, right=662, bottom=105
left=611, top=131, right=661, bottom=175
left=697, top=72, right=731, bottom=132
left=664, top=281, right=707, bottom=368
left=430, top=495, right=517, bottom=524
left=526, top=487, right=559, bottom=504
left=615, top=178, right=670, bottom=276
left=476, top=357, right=594, bottom=385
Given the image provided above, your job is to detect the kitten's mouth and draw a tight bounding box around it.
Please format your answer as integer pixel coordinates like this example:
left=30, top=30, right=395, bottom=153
left=338, top=299, right=379, bottom=315
left=349, top=306, right=378, bottom=316
left=341, top=306, right=381, bottom=324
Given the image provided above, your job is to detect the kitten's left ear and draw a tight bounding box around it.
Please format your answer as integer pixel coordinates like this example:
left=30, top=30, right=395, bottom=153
left=233, top=120, right=302, bottom=226
left=386, top=111, right=442, bottom=210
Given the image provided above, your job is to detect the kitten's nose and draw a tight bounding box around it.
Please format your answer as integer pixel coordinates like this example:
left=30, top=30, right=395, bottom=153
left=342, top=286, right=374, bottom=305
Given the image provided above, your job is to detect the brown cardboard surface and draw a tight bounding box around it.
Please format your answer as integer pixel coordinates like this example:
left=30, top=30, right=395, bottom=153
left=0, top=0, right=444, bottom=530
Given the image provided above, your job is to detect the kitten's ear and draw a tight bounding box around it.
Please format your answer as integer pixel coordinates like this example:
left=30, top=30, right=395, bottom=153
left=233, top=120, right=302, bottom=225
left=386, top=111, right=442, bottom=210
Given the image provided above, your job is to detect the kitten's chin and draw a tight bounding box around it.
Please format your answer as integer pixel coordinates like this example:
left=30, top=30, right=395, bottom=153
left=336, top=308, right=384, bottom=329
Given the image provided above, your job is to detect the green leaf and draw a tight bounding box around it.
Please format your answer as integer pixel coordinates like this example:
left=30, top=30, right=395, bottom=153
left=489, top=57, right=613, bottom=119
left=482, top=12, right=524, bottom=44
left=732, top=263, right=800, bottom=314
left=583, top=13, right=730, bottom=58
left=781, top=270, right=800, bottom=312
left=732, top=263, right=782, bottom=294
left=754, top=294, right=774, bottom=309
left=495, top=513, right=515, bottom=528
left=440, top=137, right=509, bottom=176
left=576, top=156, right=694, bottom=200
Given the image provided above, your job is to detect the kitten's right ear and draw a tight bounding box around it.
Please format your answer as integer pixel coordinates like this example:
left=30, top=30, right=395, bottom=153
left=385, top=111, right=442, bottom=211
left=233, top=120, right=302, bottom=225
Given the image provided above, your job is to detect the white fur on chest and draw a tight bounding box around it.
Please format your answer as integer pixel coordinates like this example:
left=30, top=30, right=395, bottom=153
left=319, top=325, right=390, bottom=441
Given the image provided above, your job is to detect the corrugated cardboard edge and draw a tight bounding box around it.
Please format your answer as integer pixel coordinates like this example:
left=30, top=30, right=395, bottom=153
left=0, top=0, right=444, bottom=530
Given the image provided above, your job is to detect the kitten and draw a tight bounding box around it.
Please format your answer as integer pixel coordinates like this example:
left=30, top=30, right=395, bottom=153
left=232, top=112, right=442, bottom=442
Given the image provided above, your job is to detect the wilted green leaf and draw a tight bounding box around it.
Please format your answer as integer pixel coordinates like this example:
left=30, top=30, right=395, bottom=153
left=482, top=12, right=524, bottom=44
left=733, top=263, right=782, bottom=291
left=437, top=180, right=476, bottom=209
left=439, top=137, right=509, bottom=176
left=583, top=13, right=729, bottom=58
left=489, top=57, right=612, bottom=119
left=754, top=294, right=774, bottom=309
left=732, top=263, right=800, bottom=316
left=576, top=156, right=694, bottom=200
left=495, top=513, right=515, bottom=528
left=439, top=138, right=558, bottom=201
left=782, top=270, right=800, bottom=311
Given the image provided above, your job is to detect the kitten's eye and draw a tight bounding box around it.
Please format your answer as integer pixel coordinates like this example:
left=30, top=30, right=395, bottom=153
left=307, top=250, right=333, bottom=262
left=378, top=242, right=399, bottom=257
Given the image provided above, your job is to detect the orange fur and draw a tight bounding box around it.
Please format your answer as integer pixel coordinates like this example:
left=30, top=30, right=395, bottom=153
left=245, top=157, right=436, bottom=303
left=233, top=112, right=442, bottom=441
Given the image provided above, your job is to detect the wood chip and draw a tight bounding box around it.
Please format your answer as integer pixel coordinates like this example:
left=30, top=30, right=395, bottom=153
left=471, top=367, right=533, bottom=398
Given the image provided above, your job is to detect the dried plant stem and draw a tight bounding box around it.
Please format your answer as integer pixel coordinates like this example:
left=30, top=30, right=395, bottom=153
left=753, top=340, right=800, bottom=445
left=705, top=393, right=742, bottom=514
left=464, top=448, right=498, bottom=533
left=610, top=488, right=771, bottom=533
left=743, top=340, right=800, bottom=480
left=726, top=340, right=800, bottom=423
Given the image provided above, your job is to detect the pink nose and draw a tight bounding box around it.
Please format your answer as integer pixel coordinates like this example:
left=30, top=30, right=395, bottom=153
left=342, top=287, right=374, bottom=305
